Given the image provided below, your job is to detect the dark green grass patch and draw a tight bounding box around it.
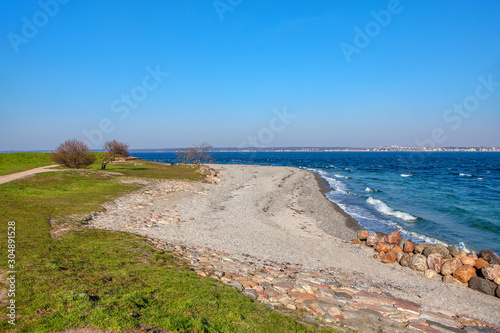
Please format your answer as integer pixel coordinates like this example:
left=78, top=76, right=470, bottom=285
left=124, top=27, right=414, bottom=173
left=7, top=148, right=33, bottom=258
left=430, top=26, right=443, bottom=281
left=0, top=171, right=335, bottom=332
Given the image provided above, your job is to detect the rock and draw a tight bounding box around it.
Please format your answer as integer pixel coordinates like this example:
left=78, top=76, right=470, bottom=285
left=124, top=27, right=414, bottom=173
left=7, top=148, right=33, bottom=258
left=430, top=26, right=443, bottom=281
left=396, top=251, right=404, bottom=263
left=375, top=242, right=392, bottom=253
left=474, top=258, right=490, bottom=270
left=457, top=250, right=468, bottom=258
left=423, top=244, right=450, bottom=258
left=479, top=249, right=500, bottom=265
left=443, top=275, right=468, bottom=287
left=468, top=277, right=497, bottom=296
left=357, top=229, right=369, bottom=240
left=366, top=232, right=386, bottom=247
left=392, top=245, right=402, bottom=252
left=403, top=241, right=416, bottom=253
left=495, top=277, right=500, bottom=285
left=481, top=264, right=500, bottom=281
left=414, top=244, right=428, bottom=254
left=453, top=264, right=477, bottom=283
left=351, top=238, right=364, bottom=245
left=448, top=245, right=460, bottom=256
left=340, top=318, right=380, bottom=333
left=387, top=231, right=402, bottom=244
left=399, top=253, right=412, bottom=267
left=409, top=254, right=428, bottom=272
left=381, top=251, right=397, bottom=264
left=424, top=269, right=438, bottom=279
left=497, top=285, right=500, bottom=298
left=288, top=291, right=317, bottom=302
left=273, top=281, right=293, bottom=292
left=427, top=253, right=443, bottom=273
left=243, top=288, right=258, bottom=299
left=441, top=258, right=462, bottom=276
left=460, top=256, right=476, bottom=266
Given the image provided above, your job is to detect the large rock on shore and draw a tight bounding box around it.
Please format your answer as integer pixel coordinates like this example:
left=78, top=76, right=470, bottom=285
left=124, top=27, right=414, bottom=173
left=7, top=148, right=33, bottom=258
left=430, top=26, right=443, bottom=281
left=409, top=254, right=428, bottom=272
left=375, top=242, right=391, bottom=253
left=381, top=251, right=397, bottom=264
left=357, top=230, right=369, bottom=240
left=497, top=285, right=500, bottom=298
left=399, top=253, right=412, bottom=267
left=468, top=277, right=497, bottom=296
left=475, top=258, right=490, bottom=270
left=481, top=265, right=500, bottom=281
left=387, top=231, right=402, bottom=245
left=427, top=253, right=443, bottom=273
left=414, top=244, right=428, bottom=254
left=461, top=256, right=476, bottom=266
left=448, top=245, right=460, bottom=256
left=453, top=264, right=477, bottom=283
left=443, top=275, right=468, bottom=287
left=423, top=244, right=450, bottom=258
left=479, top=249, right=500, bottom=265
left=441, top=258, right=462, bottom=276
left=366, top=232, right=386, bottom=247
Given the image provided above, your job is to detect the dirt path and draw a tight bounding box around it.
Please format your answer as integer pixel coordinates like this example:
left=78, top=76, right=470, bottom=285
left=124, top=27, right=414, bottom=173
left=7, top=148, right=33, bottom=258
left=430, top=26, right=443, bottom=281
left=0, top=165, right=62, bottom=184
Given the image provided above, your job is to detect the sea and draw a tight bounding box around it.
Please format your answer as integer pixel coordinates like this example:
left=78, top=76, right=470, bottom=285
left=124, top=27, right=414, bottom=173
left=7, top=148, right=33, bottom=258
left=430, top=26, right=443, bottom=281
left=133, top=151, right=500, bottom=254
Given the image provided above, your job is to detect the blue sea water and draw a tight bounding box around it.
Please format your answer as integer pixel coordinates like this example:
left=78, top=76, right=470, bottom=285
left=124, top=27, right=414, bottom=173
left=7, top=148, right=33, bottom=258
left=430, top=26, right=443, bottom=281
left=134, top=152, right=500, bottom=254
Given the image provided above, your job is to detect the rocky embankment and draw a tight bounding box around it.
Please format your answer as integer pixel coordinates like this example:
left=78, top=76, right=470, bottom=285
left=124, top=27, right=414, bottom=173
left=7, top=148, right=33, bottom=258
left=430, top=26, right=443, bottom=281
left=353, top=230, right=500, bottom=299
left=146, top=237, right=500, bottom=333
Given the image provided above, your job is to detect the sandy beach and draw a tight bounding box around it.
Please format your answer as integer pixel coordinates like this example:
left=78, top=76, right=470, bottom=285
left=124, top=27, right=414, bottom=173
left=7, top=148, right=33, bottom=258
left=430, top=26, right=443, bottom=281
left=90, top=164, right=500, bottom=328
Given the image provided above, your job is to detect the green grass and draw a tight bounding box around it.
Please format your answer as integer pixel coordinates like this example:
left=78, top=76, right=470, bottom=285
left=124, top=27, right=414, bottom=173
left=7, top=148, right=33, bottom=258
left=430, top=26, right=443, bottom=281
left=0, top=163, right=336, bottom=332
left=0, top=153, right=54, bottom=176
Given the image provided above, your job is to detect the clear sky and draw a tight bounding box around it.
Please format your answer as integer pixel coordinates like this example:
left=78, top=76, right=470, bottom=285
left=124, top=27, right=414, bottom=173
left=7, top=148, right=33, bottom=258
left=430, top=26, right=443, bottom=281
left=1, top=0, right=499, bottom=151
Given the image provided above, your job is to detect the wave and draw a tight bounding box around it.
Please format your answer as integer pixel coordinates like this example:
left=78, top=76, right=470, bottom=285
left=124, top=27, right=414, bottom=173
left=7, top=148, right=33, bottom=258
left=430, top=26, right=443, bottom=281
left=365, top=187, right=380, bottom=193
left=310, top=169, right=348, bottom=194
left=400, top=174, right=412, bottom=177
left=334, top=174, right=350, bottom=179
left=459, top=173, right=473, bottom=177
left=366, top=197, right=417, bottom=222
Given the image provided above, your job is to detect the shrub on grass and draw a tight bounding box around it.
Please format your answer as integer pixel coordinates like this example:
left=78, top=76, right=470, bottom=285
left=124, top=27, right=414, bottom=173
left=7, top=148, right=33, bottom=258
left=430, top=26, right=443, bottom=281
left=51, top=139, right=96, bottom=168
left=101, top=140, right=129, bottom=170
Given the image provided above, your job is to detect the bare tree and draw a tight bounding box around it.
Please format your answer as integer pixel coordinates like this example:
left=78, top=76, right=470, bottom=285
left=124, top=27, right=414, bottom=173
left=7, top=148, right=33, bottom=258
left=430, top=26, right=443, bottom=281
left=101, top=140, right=129, bottom=170
left=51, top=139, right=96, bottom=169
left=175, top=143, right=213, bottom=165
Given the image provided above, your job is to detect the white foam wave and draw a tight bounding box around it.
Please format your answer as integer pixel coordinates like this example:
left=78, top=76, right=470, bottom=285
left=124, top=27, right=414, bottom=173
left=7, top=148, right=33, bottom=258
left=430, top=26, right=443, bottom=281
left=401, top=174, right=412, bottom=177
left=334, top=174, right=350, bottom=179
left=365, top=187, right=374, bottom=192
left=366, top=197, right=417, bottom=222
left=459, top=173, right=472, bottom=177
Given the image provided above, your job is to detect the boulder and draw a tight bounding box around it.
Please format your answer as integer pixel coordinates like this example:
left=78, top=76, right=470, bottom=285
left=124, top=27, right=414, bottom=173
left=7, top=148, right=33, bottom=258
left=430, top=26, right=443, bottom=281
left=481, top=265, right=500, bottom=281
left=403, top=241, right=416, bottom=253
left=387, top=231, right=402, bottom=245
left=392, top=245, right=402, bottom=253
left=448, top=245, right=460, bottom=256
left=381, top=251, right=397, bottom=264
left=375, top=242, right=392, bottom=253
left=399, top=253, right=412, bottom=267
left=423, top=244, right=450, bottom=258
left=424, top=269, right=438, bottom=279
left=474, top=258, right=490, bottom=270
left=427, top=253, right=443, bottom=274
left=414, top=244, right=428, bottom=254
left=453, top=264, right=477, bottom=283
left=396, top=251, right=404, bottom=263
left=495, top=277, right=500, bottom=285
left=366, top=232, right=386, bottom=247
left=441, top=258, right=462, bottom=276
left=497, top=285, right=500, bottom=298
left=468, top=277, right=497, bottom=296
left=457, top=250, right=468, bottom=259
left=357, top=230, right=369, bottom=240
left=460, top=256, right=476, bottom=266
left=409, top=254, right=428, bottom=272
left=443, top=275, right=468, bottom=287
left=479, top=249, right=500, bottom=265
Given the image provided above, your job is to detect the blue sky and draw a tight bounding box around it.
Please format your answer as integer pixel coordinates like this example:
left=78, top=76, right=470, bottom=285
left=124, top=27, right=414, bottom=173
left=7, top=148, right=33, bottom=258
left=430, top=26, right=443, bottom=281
left=1, top=0, right=499, bottom=150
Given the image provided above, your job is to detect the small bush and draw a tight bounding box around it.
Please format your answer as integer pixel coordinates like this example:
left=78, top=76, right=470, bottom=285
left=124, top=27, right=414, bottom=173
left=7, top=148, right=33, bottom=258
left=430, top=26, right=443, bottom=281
left=51, top=139, right=96, bottom=168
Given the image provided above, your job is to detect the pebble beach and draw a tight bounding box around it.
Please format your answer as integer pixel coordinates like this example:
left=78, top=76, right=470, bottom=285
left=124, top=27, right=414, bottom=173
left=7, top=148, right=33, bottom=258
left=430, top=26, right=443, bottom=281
left=89, top=164, right=500, bottom=332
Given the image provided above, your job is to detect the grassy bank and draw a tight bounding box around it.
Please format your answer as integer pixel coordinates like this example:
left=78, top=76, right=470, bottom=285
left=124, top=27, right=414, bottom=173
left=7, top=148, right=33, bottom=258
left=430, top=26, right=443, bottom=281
left=0, top=153, right=54, bottom=176
left=0, top=160, right=335, bottom=332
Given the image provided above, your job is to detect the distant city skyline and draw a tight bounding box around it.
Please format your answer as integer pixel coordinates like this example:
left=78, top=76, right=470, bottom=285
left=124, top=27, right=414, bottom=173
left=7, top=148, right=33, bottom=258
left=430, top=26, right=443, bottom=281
left=1, top=1, right=499, bottom=151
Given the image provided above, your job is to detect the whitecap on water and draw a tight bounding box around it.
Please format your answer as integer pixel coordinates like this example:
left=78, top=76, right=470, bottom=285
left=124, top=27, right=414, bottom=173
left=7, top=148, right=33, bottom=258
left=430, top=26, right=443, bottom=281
left=366, top=197, right=417, bottom=222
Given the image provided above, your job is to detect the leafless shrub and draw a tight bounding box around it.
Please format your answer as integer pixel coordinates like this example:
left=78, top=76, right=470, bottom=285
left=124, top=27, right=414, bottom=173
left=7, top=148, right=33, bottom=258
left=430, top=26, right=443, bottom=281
left=51, top=139, right=96, bottom=169
left=101, top=140, right=129, bottom=170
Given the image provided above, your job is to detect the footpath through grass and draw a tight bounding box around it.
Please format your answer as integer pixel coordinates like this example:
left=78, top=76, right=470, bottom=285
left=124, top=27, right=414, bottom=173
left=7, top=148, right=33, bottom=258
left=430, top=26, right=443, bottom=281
left=0, top=160, right=336, bottom=332
left=0, top=153, right=54, bottom=176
